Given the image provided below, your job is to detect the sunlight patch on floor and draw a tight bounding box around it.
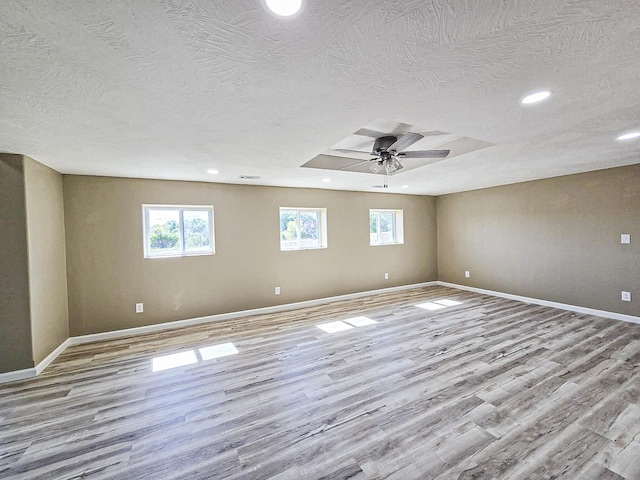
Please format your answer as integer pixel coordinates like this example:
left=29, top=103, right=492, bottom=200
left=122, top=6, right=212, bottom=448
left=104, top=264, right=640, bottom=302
left=344, top=316, right=378, bottom=327
left=316, top=321, right=355, bottom=333
left=416, top=299, right=464, bottom=311
left=152, top=350, right=198, bottom=372
left=199, top=342, right=239, bottom=360
left=153, top=342, right=239, bottom=372
left=317, top=316, right=377, bottom=333
left=433, top=299, right=463, bottom=306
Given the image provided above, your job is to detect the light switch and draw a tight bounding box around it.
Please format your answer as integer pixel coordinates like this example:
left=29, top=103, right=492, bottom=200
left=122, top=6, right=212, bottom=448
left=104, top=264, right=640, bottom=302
left=622, top=291, right=631, bottom=302
left=621, top=234, right=631, bottom=244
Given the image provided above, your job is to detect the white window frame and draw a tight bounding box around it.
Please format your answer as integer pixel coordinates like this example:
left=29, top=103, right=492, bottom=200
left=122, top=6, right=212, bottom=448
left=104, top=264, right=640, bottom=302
left=279, top=207, right=328, bottom=251
left=369, top=209, right=404, bottom=246
left=143, top=204, right=215, bottom=258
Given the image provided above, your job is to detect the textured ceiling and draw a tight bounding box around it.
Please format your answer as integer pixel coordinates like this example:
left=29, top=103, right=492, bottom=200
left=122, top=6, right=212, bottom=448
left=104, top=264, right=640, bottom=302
left=1, top=0, right=639, bottom=195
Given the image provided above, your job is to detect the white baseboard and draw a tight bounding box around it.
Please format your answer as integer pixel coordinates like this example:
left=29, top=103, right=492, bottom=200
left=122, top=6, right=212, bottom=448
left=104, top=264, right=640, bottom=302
left=35, top=338, right=71, bottom=375
left=69, top=281, right=438, bottom=346
left=4, top=280, right=638, bottom=384
left=0, top=338, right=72, bottom=384
left=2, top=282, right=435, bottom=383
left=0, top=367, right=36, bottom=384
left=437, top=281, right=640, bottom=325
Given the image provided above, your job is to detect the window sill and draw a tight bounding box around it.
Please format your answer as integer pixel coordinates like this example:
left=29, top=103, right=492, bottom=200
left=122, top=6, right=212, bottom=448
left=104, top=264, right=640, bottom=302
left=280, top=246, right=328, bottom=252
left=144, top=251, right=214, bottom=259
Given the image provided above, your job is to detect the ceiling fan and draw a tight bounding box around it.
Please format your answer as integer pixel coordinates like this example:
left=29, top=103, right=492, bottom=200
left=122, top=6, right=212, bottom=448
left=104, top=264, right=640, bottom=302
left=336, top=132, right=450, bottom=175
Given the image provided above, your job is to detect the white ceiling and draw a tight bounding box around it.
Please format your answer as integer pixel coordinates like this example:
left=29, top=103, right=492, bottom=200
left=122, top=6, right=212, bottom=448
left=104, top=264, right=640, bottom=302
left=1, top=0, right=639, bottom=195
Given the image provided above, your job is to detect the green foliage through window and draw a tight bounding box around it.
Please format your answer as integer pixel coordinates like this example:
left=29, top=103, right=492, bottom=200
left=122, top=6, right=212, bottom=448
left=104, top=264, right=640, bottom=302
left=280, top=208, right=326, bottom=250
left=150, top=218, right=179, bottom=250
left=370, top=209, right=404, bottom=245
left=144, top=206, right=214, bottom=257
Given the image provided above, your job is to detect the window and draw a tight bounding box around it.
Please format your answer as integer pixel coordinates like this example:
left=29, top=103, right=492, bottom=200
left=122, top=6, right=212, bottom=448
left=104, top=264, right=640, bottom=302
left=370, top=209, right=404, bottom=245
left=279, top=207, right=327, bottom=251
left=143, top=205, right=214, bottom=258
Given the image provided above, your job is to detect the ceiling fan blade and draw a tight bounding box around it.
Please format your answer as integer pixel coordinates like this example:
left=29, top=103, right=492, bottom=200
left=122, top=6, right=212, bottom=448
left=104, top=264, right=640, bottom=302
left=387, top=132, right=424, bottom=152
left=354, top=128, right=389, bottom=138
left=338, top=158, right=377, bottom=170
left=396, top=149, right=450, bottom=159
left=335, top=148, right=373, bottom=155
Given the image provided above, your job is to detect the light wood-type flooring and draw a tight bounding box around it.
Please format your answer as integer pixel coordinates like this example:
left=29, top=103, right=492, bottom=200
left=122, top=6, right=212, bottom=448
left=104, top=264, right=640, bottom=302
left=2, top=286, right=640, bottom=479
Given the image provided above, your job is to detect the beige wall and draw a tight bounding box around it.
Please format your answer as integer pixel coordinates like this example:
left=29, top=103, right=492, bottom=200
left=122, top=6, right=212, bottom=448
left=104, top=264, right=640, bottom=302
left=0, top=154, right=33, bottom=373
left=63, top=176, right=438, bottom=335
left=437, top=165, right=640, bottom=316
left=6, top=157, right=638, bottom=375
left=24, top=157, right=70, bottom=364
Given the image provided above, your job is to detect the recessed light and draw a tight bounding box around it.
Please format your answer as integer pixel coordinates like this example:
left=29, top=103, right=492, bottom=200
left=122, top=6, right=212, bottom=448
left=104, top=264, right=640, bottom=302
left=521, top=90, right=552, bottom=104
left=206, top=169, right=219, bottom=174
left=617, top=132, right=640, bottom=141
left=264, top=0, right=302, bottom=17
left=401, top=185, right=410, bottom=189
left=322, top=178, right=331, bottom=183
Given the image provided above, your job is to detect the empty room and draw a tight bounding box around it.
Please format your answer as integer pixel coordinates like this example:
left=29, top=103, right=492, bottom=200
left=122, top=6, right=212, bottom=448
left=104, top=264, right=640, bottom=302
left=1, top=1, right=640, bottom=479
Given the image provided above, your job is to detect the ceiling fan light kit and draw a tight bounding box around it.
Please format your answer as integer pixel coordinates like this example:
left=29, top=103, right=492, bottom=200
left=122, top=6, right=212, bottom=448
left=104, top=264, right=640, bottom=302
left=352, top=132, right=450, bottom=176
left=384, top=157, right=403, bottom=175
left=300, top=122, right=494, bottom=183
left=370, top=162, right=383, bottom=174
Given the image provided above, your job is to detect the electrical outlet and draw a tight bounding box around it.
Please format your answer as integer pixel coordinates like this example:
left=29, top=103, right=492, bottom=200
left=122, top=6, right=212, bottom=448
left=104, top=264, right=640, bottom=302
left=465, top=271, right=470, bottom=278
left=621, top=234, right=631, bottom=244
left=622, top=291, right=631, bottom=302
left=384, top=273, right=389, bottom=280
left=275, top=286, right=280, bottom=295
left=135, top=303, right=144, bottom=313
